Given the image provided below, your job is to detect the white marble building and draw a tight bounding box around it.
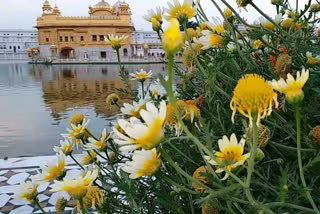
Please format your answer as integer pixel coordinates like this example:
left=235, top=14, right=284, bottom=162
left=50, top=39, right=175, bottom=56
left=132, top=30, right=165, bottom=58
left=0, top=30, right=38, bottom=61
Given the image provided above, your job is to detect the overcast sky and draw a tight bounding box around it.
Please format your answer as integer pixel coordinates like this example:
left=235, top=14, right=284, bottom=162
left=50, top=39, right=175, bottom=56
left=0, top=0, right=313, bottom=31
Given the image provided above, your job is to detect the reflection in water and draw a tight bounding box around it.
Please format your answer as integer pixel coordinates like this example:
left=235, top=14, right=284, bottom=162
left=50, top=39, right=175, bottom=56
left=0, top=63, right=167, bottom=157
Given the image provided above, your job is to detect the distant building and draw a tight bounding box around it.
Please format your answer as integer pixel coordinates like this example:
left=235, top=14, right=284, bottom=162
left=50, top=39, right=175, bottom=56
left=35, top=0, right=134, bottom=61
left=0, top=30, right=38, bottom=61
left=132, top=31, right=164, bottom=57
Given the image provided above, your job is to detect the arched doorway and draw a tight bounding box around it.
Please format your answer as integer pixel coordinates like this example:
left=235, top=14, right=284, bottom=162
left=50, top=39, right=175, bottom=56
left=123, top=48, right=128, bottom=57
left=60, top=47, right=74, bottom=59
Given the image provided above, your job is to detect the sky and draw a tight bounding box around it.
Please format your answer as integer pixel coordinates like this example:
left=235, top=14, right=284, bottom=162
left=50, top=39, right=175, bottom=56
left=0, top=0, right=313, bottom=31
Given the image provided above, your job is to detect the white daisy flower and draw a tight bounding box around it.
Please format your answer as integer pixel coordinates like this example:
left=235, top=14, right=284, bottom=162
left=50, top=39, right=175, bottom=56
left=197, top=30, right=224, bottom=49
left=121, top=99, right=146, bottom=117
left=204, top=134, right=250, bottom=180
left=259, top=14, right=282, bottom=30
left=143, top=7, right=163, bottom=22
left=34, top=152, right=66, bottom=183
left=51, top=169, right=98, bottom=200
left=113, top=101, right=167, bottom=152
left=164, top=0, right=198, bottom=21
left=130, top=69, right=152, bottom=82
left=14, top=179, right=39, bottom=203
left=61, top=118, right=90, bottom=148
left=78, top=151, right=97, bottom=165
left=122, top=148, right=162, bottom=179
left=53, top=138, right=73, bottom=155
left=105, top=34, right=128, bottom=49
left=84, top=128, right=109, bottom=152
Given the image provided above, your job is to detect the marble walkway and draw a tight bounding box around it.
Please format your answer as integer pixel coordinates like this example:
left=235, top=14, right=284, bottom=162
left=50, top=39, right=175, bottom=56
left=0, top=155, right=84, bottom=214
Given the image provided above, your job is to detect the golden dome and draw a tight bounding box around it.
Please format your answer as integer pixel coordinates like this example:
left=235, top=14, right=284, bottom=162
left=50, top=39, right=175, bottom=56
left=53, top=5, right=61, bottom=15
left=94, top=0, right=110, bottom=7
left=42, top=0, right=52, bottom=11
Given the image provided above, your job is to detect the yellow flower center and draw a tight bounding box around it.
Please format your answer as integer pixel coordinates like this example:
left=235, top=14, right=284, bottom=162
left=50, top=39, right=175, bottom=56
left=63, top=185, right=88, bottom=200
left=168, top=4, right=195, bottom=19
left=231, top=74, right=278, bottom=125
left=216, top=145, right=245, bottom=171
left=135, top=118, right=164, bottom=150
left=209, top=34, right=223, bottom=47
left=213, top=25, right=225, bottom=35
left=45, top=161, right=66, bottom=182
left=307, top=56, right=320, bottom=64
left=136, top=150, right=161, bottom=177
left=264, top=22, right=275, bottom=30
left=62, top=144, right=72, bottom=153
left=283, top=81, right=304, bottom=98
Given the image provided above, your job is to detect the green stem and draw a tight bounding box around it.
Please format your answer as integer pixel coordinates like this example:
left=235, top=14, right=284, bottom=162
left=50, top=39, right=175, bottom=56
left=79, top=198, right=88, bottom=214
left=245, top=115, right=258, bottom=207
left=116, top=49, right=122, bottom=70
left=166, top=54, right=246, bottom=187
left=34, top=199, right=47, bottom=214
left=296, top=0, right=298, bottom=14
left=70, top=154, right=84, bottom=170
left=141, top=81, right=145, bottom=99
left=295, top=105, right=320, bottom=213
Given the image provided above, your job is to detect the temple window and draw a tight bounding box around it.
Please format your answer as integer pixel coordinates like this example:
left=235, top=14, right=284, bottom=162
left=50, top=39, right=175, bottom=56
left=100, top=51, right=106, bottom=58
left=65, top=36, right=68, bottom=42
left=71, top=36, right=74, bottom=42
left=92, top=35, right=97, bottom=41
left=99, top=35, right=104, bottom=41
left=46, top=38, right=49, bottom=42
left=80, top=36, right=84, bottom=41
left=59, top=36, right=63, bottom=42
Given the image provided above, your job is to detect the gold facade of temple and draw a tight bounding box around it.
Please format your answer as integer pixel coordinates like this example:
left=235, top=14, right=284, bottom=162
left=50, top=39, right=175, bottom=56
left=36, top=0, right=134, bottom=59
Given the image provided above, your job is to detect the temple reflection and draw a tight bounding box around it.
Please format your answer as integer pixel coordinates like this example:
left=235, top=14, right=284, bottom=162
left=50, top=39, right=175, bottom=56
left=29, top=64, right=142, bottom=119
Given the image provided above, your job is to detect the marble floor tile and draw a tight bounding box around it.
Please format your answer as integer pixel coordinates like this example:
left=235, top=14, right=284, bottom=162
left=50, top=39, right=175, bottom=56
left=7, top=173, right=30, bottom=185
left=9, top=205, right=34, bottom=214
left=0, top=194, right=11, bottom=208
left=0, top=176, right=8, bottom=183
left=48, top=191, right=70, bottom=205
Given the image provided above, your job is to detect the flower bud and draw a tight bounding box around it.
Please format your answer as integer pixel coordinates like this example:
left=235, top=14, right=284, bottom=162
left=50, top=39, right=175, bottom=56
left=162, top=18, right=184, bottom=55
left=55, top=197, right=67, bottom=214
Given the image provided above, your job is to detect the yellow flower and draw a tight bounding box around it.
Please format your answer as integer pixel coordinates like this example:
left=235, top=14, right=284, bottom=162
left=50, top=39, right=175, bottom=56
left=122, top=148, right=162, bottom=179
left=14, top=180, right=39, bottom=203
left=259, top=14, right=282, bottom=30
left=165, top=100, right=186, bottom=136
left=231, top=74, right=278, bottom=126
left=224, top=8, right=232, bottom=19
left=270, top=68, right=309, bottom=104
left=114, top=101, right=166, bottom=152
left=165, top=0, right=197, bottom=23
left=306, top=52, right=320, bottom=64
left=184, top=100, right=201, bottom=123
left=150, top=17, right=161, bottom=31
left=309, top=125, right=320, bottom=147
left=105, top=34, right=128, bottom=50
left=55, top=197, right=67, bottom=214
left=199, top=22, right=211, bottom=31
left=236, top=0, right=251, bottom=9
left=35, top=152, right=66, bottom=182
left=182, top=27, right=199, bottom=42
left=79, top=152, right=97, bottom=165
left=281, top=18, right=294, bottom=30
left=106, top=93, right=120, bottom=106
left=197, top=31, right=224, bottom=49
left=84, top=128, right=109, bottom=152
left=54, top=138, right=73, bottom=156
left=162, top=18, right=184, bottom=55
left=51, top=169, right=98, bottom=200
left=143, top=7, right=163, bottom=22
left=205, top=134, right=250, bottom=180
left=70, top=113, right=85, bottom=126
left=192, top=166, right=209, bottom=192
left=62, top=118, right=90, bottom=148
left=121, top=100, right=146, bottom=118
left=77, top=186, right=103, bottom=210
